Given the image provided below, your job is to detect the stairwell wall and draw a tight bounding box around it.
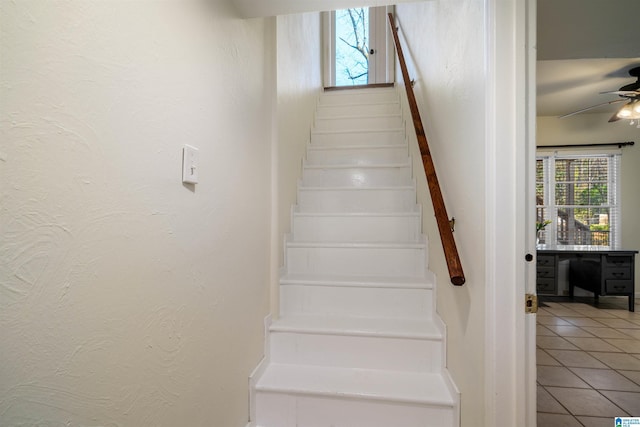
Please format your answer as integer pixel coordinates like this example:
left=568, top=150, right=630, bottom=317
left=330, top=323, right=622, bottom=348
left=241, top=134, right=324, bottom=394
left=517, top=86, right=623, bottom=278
left=395, top=1, right=487, bottom=426
left=0, top=1, right=272, bottom=425
left=275, top=12, right=323, bottom=314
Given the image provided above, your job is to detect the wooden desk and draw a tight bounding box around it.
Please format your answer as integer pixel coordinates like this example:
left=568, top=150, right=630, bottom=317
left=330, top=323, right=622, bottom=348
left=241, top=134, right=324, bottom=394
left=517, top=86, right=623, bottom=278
left=537, top=245, right=637, bottom=312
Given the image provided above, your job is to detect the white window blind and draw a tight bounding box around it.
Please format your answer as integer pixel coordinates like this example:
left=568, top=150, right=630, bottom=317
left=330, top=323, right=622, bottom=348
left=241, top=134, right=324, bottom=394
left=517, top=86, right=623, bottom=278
left=536, top=152, right=621, bottom=248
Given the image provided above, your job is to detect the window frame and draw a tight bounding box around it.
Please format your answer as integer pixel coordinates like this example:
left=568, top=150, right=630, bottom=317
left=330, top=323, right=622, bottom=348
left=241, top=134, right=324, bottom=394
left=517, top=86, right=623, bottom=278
left=536, top=150, right=621, bottom=249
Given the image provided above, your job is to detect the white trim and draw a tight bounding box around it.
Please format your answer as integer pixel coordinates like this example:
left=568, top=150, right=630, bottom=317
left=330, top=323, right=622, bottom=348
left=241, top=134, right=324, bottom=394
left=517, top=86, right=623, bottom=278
left=322, top=11, right=336, bottom=87
left=523, top=0, right=538, bottom=425
left=247, top=314, right=273, bottom=424
left=485, top=0, right=530, bottom=425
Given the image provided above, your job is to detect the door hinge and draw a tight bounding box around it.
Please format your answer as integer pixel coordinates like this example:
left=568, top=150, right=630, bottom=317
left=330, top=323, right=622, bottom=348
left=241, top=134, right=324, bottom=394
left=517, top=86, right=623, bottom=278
left=525, top=294, right=538, bottom=314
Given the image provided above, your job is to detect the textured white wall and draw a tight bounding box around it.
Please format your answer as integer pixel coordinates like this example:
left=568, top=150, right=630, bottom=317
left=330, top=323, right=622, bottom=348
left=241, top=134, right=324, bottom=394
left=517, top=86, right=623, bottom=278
left=274, top=12, right=323, bottom=312
left=395, top=1, right=487, bottom=425
left=0, top=1, right=271, bottom=425
left=538, top=114, right=640, bottom=295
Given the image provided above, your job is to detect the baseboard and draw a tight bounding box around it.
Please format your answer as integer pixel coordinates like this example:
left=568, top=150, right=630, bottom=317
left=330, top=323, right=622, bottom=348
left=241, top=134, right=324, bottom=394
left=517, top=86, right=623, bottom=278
left=247, top=314, right=272, bottom=423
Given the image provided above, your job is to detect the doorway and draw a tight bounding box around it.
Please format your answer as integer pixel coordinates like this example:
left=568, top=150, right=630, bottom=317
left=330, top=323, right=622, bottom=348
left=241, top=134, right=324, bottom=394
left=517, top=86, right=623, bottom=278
left=323, top=6, right=394, bottom=87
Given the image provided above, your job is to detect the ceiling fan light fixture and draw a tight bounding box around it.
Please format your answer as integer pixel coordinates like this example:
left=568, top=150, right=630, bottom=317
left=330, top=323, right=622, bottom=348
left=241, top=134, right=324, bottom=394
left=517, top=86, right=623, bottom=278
left=616, top=100, right=640, bottom=120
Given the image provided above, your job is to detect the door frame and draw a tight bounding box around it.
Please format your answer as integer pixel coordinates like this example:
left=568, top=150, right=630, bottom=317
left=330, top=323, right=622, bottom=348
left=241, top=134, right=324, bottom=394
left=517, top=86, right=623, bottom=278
left=322, top=6, right=395, bottom=87
left=484, top=0, right=537, bottom=425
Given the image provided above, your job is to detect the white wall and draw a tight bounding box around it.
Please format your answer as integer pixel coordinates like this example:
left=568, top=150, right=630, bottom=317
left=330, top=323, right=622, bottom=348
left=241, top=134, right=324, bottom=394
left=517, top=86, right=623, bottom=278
left=0, top=1, right=272, bottom=425
left=395, top=1, right=487, bottom=425
left=538, top=113, right=640, bottom=295
left=274, top=12, right=323, bottom=312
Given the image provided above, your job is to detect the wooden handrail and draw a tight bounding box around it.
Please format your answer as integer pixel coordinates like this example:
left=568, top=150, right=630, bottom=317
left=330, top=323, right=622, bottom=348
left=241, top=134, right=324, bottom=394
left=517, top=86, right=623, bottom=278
left=387, top=13, right=465, bottom=286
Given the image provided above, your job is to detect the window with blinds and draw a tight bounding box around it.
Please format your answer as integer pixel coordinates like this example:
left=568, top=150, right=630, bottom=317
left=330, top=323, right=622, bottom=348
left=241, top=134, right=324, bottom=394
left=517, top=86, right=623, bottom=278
left=536, top=152, right=621, bottom=248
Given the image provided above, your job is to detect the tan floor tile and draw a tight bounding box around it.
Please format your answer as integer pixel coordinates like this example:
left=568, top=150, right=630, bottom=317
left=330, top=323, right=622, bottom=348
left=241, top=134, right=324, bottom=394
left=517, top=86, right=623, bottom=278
left=545, top=349, right=608, bottom=369
left=546, top=387, right=626, bottom=417
left=600, top=390, right=640, bottom=416
left=538, top=325, right=559, bottom=336
left=538, top=302, right=640, bottom=420
left=547, top=325, right=595, bottom=337
left=565, top=337, right=623, bottom=352
left=538, top=348, right=562, bottom=366
left=562, top=317, right=608, bottom=327
left=537, top=412, right=582, bottom=427
left=544, top=302, right=567, bottom=308
left=573, top=309, right=617, bottom=318
left=547, top=308, right=587, bottom=317
left=576, top=416, right=620, bottom=427
left=538, top=385, right=568, bottom=413
left=589, top=352, right=640, bottom=370
left=581, top=327, right=633, bottom=339
left=538, top=316, right=574, bottom=326
left=537, top=366, right=590, bottom=388
left=595, top=309, right=635, bottom=319
left=618, top=328, right=640, bottom=340
left=537, top=307, right=555, bottom=317
left=604, top=339, right=640, bottom=353
left=569, top=368, right=640, bottom=392
left=619, top=370, right=640, bottom=387
left=538, top=336, right=581, bottom=350
left=594, top=318, right=640, bottom=329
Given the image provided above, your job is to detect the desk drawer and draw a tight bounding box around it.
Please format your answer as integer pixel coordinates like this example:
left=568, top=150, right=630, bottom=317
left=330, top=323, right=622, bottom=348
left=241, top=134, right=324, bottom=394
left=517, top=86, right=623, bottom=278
left=537, top=278, right=556, bottom=294
left=537, top=266, right=555, bottom=279
left=605, top=267, right=631, bottom=280
left=537, top=255, right=555, bottom=267
left=605, top=280, right=633, bottom=294
left=605, top=255, right=633, bottom=268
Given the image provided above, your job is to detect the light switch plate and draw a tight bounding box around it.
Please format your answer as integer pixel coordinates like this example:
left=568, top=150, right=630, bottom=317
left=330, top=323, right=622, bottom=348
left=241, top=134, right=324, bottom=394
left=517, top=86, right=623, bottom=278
left=182, top=145, right=199, bottom=184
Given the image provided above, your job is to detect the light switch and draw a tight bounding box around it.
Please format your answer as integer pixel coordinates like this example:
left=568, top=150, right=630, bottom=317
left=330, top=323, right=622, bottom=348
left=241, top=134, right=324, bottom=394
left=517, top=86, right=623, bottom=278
left=182, top=145, right=199, bottom=184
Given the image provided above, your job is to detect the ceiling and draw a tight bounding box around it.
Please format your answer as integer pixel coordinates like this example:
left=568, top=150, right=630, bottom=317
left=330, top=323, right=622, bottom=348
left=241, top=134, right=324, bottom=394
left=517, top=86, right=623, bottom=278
left=536, top=0, right=640, bottom=117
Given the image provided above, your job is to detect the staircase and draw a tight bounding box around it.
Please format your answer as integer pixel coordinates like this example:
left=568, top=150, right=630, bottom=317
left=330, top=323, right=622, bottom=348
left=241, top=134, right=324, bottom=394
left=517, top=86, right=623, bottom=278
left=249, top=86, right=460, bottom=427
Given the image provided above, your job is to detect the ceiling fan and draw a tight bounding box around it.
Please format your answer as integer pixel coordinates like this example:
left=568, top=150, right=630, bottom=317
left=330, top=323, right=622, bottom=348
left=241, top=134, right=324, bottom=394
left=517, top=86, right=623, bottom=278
left=560, top=66, right=640, bottom=122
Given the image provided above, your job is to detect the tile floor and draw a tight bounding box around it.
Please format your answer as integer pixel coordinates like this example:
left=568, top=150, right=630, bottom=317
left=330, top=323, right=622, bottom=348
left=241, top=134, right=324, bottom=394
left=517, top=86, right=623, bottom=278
left=537, top=296, right=640, bottom=426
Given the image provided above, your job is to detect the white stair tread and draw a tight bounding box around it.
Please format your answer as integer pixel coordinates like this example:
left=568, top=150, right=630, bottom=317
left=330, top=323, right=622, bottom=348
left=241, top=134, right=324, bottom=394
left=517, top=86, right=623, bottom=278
left=298, top=184, right=415, bottom=191
left=255, top=363, right=455, bottom=406
left=293, top=211, right=420, bottom=217
left=307, top=143, right=407, bottom=151
left=316, top=113, right=402, bottom=121
left=286, top=241, right=425, bottom=249
left=312, top=127, right=404, bottom=135
left=303, top=162, right=409, bottom=169
left=271, top=314, right=442, bottom=340
left=293, top=205, right=420, bottom=214
left=281, top=273, right=432, bottom=289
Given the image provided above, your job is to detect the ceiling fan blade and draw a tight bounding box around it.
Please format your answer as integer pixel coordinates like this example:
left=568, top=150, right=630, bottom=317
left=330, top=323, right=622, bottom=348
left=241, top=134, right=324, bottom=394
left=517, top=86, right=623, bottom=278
left=608, top=110, right=622, bottom=122
left=600, top=90, right=640, bottom=97
left=558, top=99, right=627, bottom=119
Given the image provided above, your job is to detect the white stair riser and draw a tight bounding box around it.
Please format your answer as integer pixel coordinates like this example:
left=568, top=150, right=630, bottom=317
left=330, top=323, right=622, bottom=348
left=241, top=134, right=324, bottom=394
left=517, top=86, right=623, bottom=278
left=311, top=130, right=405, bottom=147
left=316, top=102, right=401, bottom=118
left=270, top=332, right=442, bottom=372
left=302, top=166, right=412, bottom=187
left=297, top=188, right=416, bottom=213
left=280, top=285, right=432, bottom=319
left=318, top=89, right=399, bottom=106
left=255, top=392, right=454, bottom=427
left=315, top=115, right=403, bottom=131
left=292, top=214, right=421, bottom=242
left=286, top=246, right=426, bottom=277
left=306, top=146, right=409, bottom=165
